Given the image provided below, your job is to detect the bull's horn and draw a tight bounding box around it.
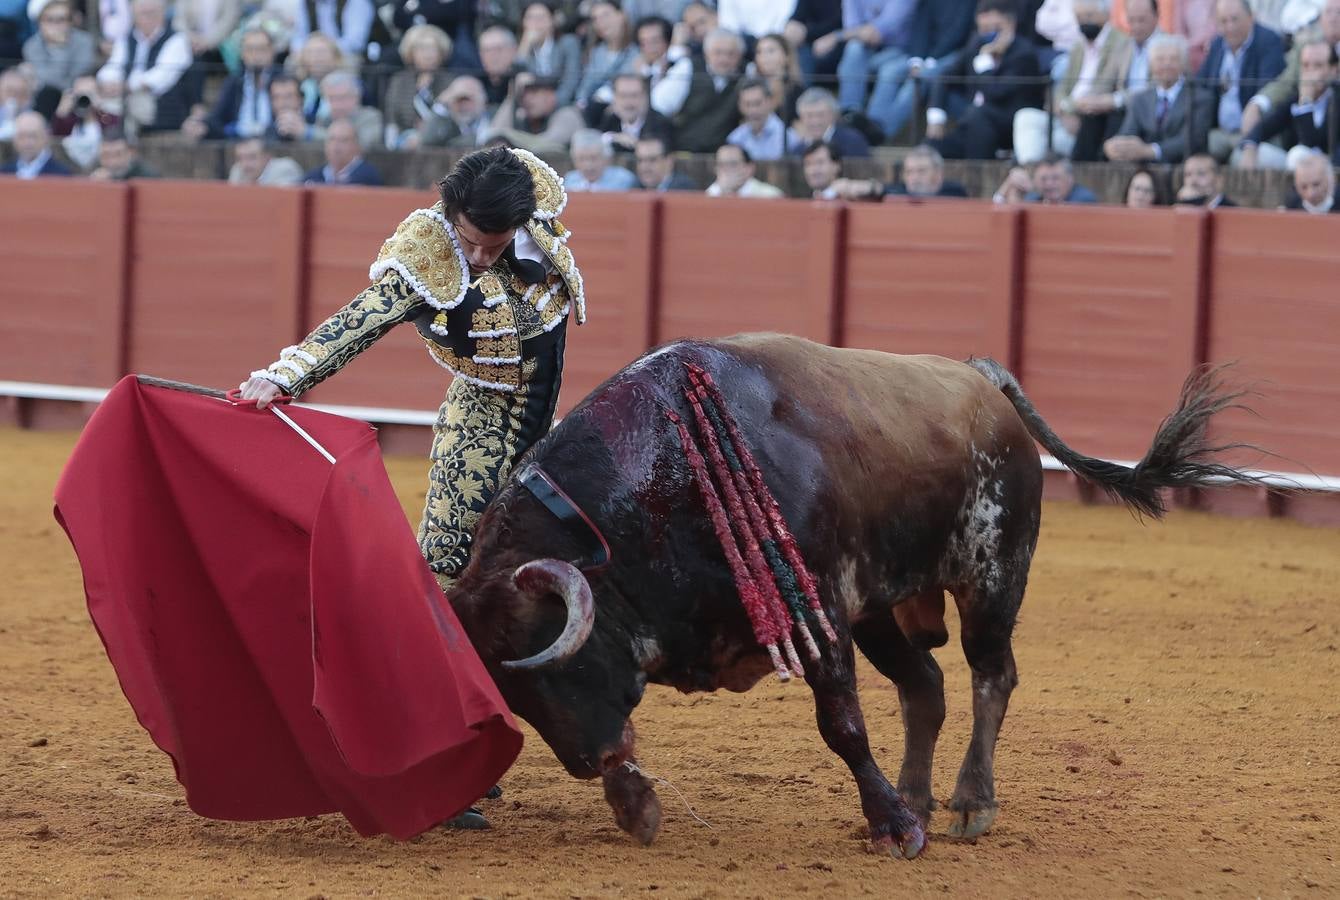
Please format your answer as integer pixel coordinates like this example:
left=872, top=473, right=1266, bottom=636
left=501, top=559, right=595, bottom=670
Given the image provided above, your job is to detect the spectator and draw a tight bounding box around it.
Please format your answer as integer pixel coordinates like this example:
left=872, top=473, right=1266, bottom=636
left=383, top=25, right=454, bottom=147
left=1174, top=0, right=1217, bottom=72
left=1071, top=0, right=1162, bottom=162
left=303, top=117, right=382, bottom=184
left=50, top=73, right=123, bottom=169
left=633, top=133, right=696, bottom=190
left=785, top=0, right=844, bottom=80
left=801, top=138, right=842, bottom=197
left=576, top=0, right=636, bottom=108
left=22, top=0, right=97, bottom=96
left=0, top=65, right=37, bottom=142
left=706, top=142, right=785, bottom=197
left=888, top=143, right=970, bottom=196
left=517, top=2, right=582, bottom=107
left=726, top=77, right=790, bottom=160
left=563, top=127, right=638, bottom=190
left=190, top=26, right=280, bottom=140
left=718, top=0, right=795, bottom=45
left=175, top=0, right=243, bottom=67
left=1104, top=34, right=1213, bottom=163
left=313, top=71, right=383, bottom=148
left=96, top=0, right=193, bottom=133
left=1035, top=0, right=1082, bottom=77
left=1198, top=0, right=1286, bottom=161
left=291, top=0, right=374, bottom=60
left=1014, top=0, right=1130, bottom=163
left=89, top=130, right=157, bottom=179
left=992, top=163, right=1034, bottom=202
left=479, top=25, right=524, bottom=110
left=393, top=0, right=479, bottom=73
left=1122, top=165, right=1170, bottom=205
left=926, top=0, right=1046, bottom=160
left=834, top=0, right=918, bottom=136
left=1237, top=39, right=1339, bottom=169
left=1, top=110, right=72, bottom=178
left=228, top=135, right=304, bottom=184
left=293, top=33, right=343, bottom=124
left=626, top=14, right=693, bottom=118
left=1175, top=151, right=1238, bottom=206
left=1025, top=153, right=1098, bottom=201
left=93, top=0, right=133, bottom=57
left=418, top=74, right=490, bottom=148
left=1239, top=0, right=1340, bottom=149
left=788, top=86, right=872, bottom=156
left=266, top=73, right=315, bottom=141
left=750, top=32, right=805, bottom=124
left=674, top=28, right=746, bottom=152
left=674, top=1, right=718, bottom=57
left=867, top=0, right=976, bottom=142
left=1282, top=148, right=1340, bottom=209
left=598, top=72, right=675, bottom=151
left=487, top=72, right=584, bottom=153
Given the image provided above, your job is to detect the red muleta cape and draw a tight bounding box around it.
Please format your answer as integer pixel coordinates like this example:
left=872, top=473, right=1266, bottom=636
left=53, top=376, right=522, bottom=839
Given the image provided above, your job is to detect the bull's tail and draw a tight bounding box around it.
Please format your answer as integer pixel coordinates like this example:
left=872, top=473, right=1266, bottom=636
left=967, top=358, right=1263, bottom=519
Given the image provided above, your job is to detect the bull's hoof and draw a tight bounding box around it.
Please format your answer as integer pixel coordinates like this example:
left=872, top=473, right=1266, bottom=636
left=945, top=803, right=997, bottom=840
left=873, top=821, right=927, bottom=860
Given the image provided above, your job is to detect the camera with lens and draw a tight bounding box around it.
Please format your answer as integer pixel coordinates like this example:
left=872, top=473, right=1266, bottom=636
left=73, top=94, right=93, bottom=112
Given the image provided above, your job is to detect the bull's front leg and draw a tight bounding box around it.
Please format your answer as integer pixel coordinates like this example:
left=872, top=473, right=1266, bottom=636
left=808, top=637, right=928, bottom=860
left=602, top=758, right=662, bottom=845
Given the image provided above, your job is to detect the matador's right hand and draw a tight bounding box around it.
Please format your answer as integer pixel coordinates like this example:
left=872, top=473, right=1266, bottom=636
left=238, top=376, right=284, bottom=410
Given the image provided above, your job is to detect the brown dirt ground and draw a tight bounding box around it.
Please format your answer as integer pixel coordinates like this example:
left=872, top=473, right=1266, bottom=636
left=2, top=426, right=1338, bottom=899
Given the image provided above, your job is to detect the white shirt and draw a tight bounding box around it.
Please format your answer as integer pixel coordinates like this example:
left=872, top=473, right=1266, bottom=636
left=1302, top=192, right=1335, bottom=213
left=15, top=149, right=53, bottom=179
left=97, top=28, right=192, bottom=96
left=632, top=50, right=693, bottom=118
left=718, top=0, right=796, bottom=38
left=706, top=177, right=785, bottom=198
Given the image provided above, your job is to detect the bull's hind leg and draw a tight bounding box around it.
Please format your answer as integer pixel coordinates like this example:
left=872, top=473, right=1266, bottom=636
left=851, top=595, right=948, bottom=827
left=945, top=577, right=1023, bottom=840
left=807, top=630, right=927, bottom=859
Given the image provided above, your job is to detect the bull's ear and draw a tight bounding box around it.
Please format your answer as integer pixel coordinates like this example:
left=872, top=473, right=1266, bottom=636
left=501, top=559, right=595, bottom=670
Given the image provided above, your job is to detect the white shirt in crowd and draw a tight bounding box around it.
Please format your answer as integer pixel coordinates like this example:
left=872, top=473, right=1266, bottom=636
left=97, top=27, right=192, bottom=96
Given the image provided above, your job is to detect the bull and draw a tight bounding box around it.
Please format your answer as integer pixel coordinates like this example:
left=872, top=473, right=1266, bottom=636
left=446, top=333, right=1257, bottom=859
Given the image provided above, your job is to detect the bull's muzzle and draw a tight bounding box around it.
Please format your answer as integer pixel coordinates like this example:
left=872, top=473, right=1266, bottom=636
left=501, top=559, right=595, bottom=670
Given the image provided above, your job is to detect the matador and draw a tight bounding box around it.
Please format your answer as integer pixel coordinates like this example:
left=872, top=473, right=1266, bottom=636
left=240, top=146, right=585, bottom=593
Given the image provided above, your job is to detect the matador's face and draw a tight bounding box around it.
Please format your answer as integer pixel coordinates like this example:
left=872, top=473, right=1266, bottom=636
left=454, top=215, right=517, bottom=276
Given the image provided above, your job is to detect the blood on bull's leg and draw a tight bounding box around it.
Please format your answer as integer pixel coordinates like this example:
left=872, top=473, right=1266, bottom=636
left=806, top=630, right=927, bottom=859
left=851, top=606, right=947, bottom=827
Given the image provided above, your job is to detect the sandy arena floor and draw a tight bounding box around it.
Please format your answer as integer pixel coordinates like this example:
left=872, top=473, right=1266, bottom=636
left=2, top=426, right=1338, bottom=898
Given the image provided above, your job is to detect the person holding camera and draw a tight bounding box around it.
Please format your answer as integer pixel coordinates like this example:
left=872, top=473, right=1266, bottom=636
left=49, top=73, right=124, bottom=170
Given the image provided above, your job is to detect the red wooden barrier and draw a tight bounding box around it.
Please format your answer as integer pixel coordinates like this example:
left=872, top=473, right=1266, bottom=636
left=0, top=179, right=128, bottom=386
left=297, top=187, right=441, bottom=410
left=1205, top=207, right=1340, bottom=487
left=655, top=195, right=840, bottom=344
left=126, top=180, right=305, bottom=391
left=841, top=201, right=1020, bottom=365
left=1018, top=205, right=1207, bottom=462
left=559, top=192, right=658, bottom=414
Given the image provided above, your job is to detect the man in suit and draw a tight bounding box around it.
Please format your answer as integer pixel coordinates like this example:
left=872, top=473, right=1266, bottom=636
left=1104, top=34, right=1213, bottom=164
left=597, top=73, right=675, bottom=153
left=303, top=118, right=383, bottom=186
left=0, top=111, right=72, bottom=178
left=266, top=74, right=315, bottom=142
left=1024, top=153, right=1098, bottom=202
left=1238, top=0, right=1340, bottom=140
left=1283, top=148, right=1340, bottom=211
left=633, top=134, right=696, bottom=191
left=887, top=143, right=970, bottom=196
left=673, top=28, right=744, bottom=153
left=1071, top=0, right=1162, bottom=161
left=180, top=26, right=280, bottom=141
left=1175, top=152, right=1239, bottom=206
left=787, top=87, right=873, bottom=157
left=1237, top=40, right=1339, bottom=169
left=924, top=0, right=1046, bottom=160
left=1014, top=0, right=1131, bottom=163
left=1197, top=0, right=1286, bottom=160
